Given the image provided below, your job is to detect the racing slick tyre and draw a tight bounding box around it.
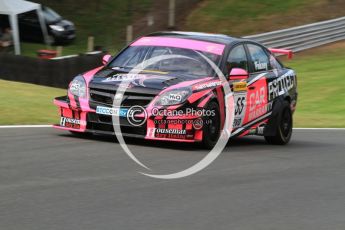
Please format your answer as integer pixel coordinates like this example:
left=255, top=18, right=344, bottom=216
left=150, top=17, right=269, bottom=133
left=202, top=101, right=221, bottom=149
left=265, top=101, right=292, bottom=145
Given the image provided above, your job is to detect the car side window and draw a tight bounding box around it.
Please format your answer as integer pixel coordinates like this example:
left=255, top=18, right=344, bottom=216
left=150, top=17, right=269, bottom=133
left=269, top=53, right=283, bottom=70
left=247, top=44, right=271, bottom=72
left=226, top=45, right=249, bottom=73
left=18, top=11, right=39, bottom=23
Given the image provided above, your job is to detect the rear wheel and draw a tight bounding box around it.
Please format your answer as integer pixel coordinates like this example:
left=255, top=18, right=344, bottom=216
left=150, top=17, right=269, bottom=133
left=265, top=101, right=292, bottom=145
left=202, top=101, right=221, bottom=149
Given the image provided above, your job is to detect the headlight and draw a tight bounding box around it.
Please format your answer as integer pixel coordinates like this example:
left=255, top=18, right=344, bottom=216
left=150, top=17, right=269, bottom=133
left=69, top=75, right=87, bottom=98
left=155, top=88, right=191, bottom=106
left=49, top=25, right=65, bottom=32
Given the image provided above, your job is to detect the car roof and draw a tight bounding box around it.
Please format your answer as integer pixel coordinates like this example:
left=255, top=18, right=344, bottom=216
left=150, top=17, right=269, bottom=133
left=147, top=31, right=243, bottom=45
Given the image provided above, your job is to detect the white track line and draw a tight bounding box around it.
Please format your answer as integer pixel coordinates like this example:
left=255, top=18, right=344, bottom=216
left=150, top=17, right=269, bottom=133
left=0, top=125, right=52, bottom=128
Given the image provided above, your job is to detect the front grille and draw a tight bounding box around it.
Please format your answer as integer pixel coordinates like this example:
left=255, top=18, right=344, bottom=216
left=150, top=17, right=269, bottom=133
left=86, top=113, right=147, bottom=136
left=65, top=30, right=75, bottom=35
left=64, top=24, right=74, bottom=30
left=91, top=93, right=113, bottom=105
left=89, top=88, right=155, bottom=107
left=87, top=86, right=155, bottom=137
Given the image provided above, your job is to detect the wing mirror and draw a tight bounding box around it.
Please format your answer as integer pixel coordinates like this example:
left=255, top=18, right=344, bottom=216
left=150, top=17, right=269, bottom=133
left=229, top=68, right=249, bottom=80
left=102, top=54, right=112, bottom=65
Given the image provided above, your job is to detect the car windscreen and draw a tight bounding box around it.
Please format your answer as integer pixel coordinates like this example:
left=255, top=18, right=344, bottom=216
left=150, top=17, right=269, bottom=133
left=109, top=46, right=222, bottom=78
left=43, top=7, right=62, bottom=23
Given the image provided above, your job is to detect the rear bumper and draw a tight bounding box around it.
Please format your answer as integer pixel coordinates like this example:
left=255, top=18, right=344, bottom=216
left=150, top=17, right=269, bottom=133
left=53, top=96, right=203, bottom=143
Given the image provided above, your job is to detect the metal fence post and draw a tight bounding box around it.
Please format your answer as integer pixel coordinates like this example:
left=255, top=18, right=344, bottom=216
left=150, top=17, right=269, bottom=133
left=168, top=0, right=176, bottom=29
left=126, top=25, right=133, bottom=44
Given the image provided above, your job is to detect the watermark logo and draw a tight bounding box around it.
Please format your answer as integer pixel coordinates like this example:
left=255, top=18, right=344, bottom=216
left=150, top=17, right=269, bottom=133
left=111, top=54, right=234, bottom=179
left=193, top=118, right=204, bottom=130
left=126, top=105, right=147, bottom=127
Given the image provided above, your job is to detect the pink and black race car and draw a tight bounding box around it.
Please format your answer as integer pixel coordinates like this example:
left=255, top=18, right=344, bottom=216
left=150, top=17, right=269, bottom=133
left=54, top=31, right=297, bottom=148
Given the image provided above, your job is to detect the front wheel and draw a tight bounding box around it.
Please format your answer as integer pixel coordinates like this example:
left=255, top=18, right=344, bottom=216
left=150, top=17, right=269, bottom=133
left=202, top=101, right=221, bottom=149
left=265, top=101, right=293, bottom=145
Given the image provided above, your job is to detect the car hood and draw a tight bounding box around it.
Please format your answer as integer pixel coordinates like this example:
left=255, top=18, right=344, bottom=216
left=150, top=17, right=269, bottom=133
left=89, top=67, right=203, bottom=92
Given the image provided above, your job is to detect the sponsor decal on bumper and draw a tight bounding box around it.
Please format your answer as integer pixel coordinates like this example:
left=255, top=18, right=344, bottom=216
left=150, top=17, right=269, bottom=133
left=60, top=117, right=86, bottom=129
left=147, top=128, right=194, bottom=140
left=96, top=106, right=129, bottom=117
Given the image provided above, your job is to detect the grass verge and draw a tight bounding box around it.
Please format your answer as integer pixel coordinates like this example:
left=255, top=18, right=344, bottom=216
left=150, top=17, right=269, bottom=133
left=284, top=42, right=345, bottom=127
left=185, top=0, right=345, bottom=36
left=0, top=80, right=65, bottom=125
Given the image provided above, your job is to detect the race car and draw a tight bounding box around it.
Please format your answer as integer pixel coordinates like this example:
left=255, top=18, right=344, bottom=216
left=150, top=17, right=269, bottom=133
left=53, top=31, right=297, bottom=148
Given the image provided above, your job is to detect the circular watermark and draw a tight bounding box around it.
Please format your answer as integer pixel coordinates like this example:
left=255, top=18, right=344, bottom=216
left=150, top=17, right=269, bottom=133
left=193, top=118, right=204, bottom=130
left=112, top=53, right=234, bottom=179
left=126, top=105, right=147, bottom=127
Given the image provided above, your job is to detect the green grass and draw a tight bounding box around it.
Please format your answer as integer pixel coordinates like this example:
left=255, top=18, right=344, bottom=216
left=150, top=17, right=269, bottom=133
left=185, top=0, right=345, bottom=36
left=0, top=80, right=65, bottom=125
left=22, top=0, right=152, bottom=57
left=285, top=45, right=345, bottom=127
left=1, top=43, right=345, bottom=126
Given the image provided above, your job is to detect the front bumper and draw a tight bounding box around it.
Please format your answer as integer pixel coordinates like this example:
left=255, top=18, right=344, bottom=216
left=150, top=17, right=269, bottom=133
left=53, top=96, right=203, bottom=143
left=51, top=30, right=76, bottom=43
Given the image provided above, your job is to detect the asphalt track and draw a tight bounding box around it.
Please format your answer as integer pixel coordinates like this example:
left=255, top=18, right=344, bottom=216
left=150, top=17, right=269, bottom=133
left=1, top=127, right=345, bottom=230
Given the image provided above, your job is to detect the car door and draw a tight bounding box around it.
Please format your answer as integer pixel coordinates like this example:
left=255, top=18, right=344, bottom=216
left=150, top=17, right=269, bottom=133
left=226, top=44, right=250, bottom=129
left=242, top=43, right=274, bottom=124
left=18, top=11, right=42, bottom=42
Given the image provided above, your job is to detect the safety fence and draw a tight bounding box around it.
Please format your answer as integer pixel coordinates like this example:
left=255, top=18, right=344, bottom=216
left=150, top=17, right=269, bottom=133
left=0, top=52, right=103, bottom=88
left=244, top=16, right=345, bottom=52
